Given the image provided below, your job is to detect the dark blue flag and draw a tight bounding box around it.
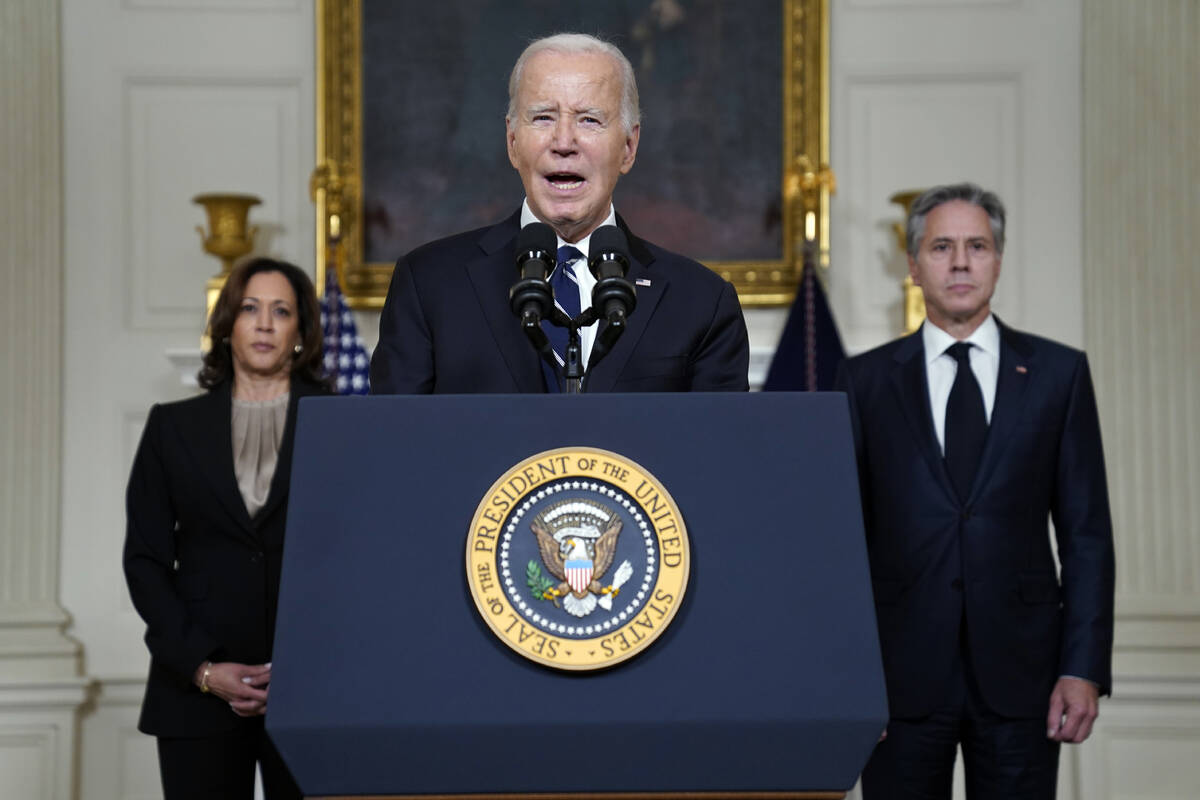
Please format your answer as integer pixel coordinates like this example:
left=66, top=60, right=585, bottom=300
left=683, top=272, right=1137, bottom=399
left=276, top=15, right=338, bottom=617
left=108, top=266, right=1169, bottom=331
left=319, top=260, right=370, bottom=395
left=762, top=245, right=845, bottom=392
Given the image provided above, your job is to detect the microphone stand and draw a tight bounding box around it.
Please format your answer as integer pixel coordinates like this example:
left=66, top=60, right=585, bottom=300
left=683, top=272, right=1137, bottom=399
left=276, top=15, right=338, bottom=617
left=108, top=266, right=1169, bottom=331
left=545, top=307, right=594, bottom=394
left=518, top=307, right=555, bottom=367
left=515, top=224, right=636, bottom=394
left=564, top=321, right=585, bottom=394
left=544, top=305, right=626, bottom=394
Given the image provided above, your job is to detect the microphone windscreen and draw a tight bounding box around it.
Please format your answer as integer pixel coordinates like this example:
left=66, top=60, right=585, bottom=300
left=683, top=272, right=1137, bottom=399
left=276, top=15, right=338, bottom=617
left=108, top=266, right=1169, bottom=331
left=589, top=224, right=628, bottom=256
left=588, top=225, right=630, bottom=276
left=516, top=222, right=556, bottom=257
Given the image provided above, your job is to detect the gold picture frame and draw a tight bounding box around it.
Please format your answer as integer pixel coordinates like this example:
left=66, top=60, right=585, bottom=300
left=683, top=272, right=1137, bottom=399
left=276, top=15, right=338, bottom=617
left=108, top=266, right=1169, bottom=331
left=314, top=0, right=830, bottom=309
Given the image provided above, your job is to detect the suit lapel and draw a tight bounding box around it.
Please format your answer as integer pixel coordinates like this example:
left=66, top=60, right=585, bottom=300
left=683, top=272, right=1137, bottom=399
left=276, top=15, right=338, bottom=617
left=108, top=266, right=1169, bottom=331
left=968, top=319, right=1034, bottom=500
left=888, top=330, right=957, bottom=502
left=581, top=217, right=665, bottom=392
left=176, top=383, right=257, bottom=539
left=465, top=212, right=547, bottom=393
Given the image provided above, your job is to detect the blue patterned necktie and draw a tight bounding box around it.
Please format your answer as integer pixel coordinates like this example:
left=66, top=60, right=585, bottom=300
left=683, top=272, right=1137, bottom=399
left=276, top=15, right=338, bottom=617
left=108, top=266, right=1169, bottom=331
left=543, top=245, right=584, bottom=365
left=943, top=342, right=988, bottom=501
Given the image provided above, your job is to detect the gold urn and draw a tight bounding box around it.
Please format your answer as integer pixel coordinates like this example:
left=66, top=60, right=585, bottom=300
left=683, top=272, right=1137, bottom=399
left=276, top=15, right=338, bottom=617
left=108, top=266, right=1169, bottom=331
left=889, top=189, right=926, bottom=334
left=193, top=193, right=261, bottom=348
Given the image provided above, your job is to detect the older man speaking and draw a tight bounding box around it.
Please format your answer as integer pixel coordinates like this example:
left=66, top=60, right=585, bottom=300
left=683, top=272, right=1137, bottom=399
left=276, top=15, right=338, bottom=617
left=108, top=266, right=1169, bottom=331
left=369, top=33, right=748, bottom=395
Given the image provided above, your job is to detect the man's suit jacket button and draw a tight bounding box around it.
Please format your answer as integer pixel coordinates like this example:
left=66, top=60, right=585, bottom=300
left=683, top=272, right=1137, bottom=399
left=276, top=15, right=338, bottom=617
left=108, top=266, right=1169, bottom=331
left=960, top=508, right=972, bottom=520
left=250, top=552, right=263, bottom=563
left=951, top=578, right=964, bottom=591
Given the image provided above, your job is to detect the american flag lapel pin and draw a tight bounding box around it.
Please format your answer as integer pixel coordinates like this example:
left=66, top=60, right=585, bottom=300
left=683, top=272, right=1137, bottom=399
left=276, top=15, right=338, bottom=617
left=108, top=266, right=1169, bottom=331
left=635, top=278, right=652, bottom=287
left=1015, top=365, right=1028, bottom=374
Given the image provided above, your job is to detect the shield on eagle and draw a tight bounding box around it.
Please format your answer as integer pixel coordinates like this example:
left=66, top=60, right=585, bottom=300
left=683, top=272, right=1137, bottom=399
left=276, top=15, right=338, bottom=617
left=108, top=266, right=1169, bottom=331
left=564, top=558, right=593, bottom=594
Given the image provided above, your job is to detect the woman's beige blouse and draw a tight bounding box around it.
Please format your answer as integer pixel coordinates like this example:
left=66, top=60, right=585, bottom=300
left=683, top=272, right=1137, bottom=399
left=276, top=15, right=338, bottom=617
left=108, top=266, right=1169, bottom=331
left=231, top=392, right=289, bottom=518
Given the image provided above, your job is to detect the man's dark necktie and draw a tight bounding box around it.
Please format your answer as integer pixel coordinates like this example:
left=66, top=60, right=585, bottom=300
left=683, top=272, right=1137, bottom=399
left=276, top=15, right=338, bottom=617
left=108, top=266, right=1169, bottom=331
left=543, top=245, right=583, bottom=365
left=943, top=342, right=988, bottom=502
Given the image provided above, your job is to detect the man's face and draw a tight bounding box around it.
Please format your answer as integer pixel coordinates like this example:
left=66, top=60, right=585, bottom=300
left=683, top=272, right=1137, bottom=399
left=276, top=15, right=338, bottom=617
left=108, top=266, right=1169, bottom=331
left=507, top=50, right=639, bottom=243
left=909, top=200, right=1002, bottom=332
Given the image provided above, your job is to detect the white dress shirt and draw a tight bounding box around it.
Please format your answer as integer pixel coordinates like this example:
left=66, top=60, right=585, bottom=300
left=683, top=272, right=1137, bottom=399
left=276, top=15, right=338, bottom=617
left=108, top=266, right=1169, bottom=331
left=520, top=200, right=613, bottom=369
left=922, top=314, right=1000, bottom=455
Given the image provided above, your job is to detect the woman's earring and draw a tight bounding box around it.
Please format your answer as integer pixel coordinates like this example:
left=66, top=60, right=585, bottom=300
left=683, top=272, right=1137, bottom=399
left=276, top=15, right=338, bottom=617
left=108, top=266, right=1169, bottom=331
left=294, top=343, right=303, bottom=354
left=221, top=336, right=231, bottom=345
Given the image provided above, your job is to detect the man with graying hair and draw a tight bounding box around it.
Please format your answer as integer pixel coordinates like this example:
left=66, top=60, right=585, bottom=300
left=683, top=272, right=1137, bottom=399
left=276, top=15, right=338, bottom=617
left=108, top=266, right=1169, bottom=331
left=370, top=33, right=749, bottom=395
left=836, top=182, right=1115, bottom=799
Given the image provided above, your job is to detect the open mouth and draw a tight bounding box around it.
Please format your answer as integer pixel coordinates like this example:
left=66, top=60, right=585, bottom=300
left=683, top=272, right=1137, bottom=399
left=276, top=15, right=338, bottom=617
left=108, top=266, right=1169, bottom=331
left=545, top=172, right=585, bottom=191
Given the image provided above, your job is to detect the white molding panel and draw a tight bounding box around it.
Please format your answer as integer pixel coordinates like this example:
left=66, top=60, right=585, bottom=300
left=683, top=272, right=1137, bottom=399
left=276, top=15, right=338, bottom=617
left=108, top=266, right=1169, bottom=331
left=0, top=728, right=55, bottom=799
left=1074, top=699, right=1200, bottom=800
left=834, top=69, right=1023, bottom=351
left=829, top=0, right=1083, bottom=354
left=79, top=679, right=160, bottom=800
left=0, top=681, right=92, bottom=800
left=124, top=74, right=305, bottom=331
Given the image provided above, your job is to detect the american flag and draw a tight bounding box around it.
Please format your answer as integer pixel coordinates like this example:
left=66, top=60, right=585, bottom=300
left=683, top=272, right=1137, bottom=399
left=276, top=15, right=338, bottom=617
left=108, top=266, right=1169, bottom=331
left=762, top=239, right=845, bottom=392
left=319, top=263, right=370, bottom=395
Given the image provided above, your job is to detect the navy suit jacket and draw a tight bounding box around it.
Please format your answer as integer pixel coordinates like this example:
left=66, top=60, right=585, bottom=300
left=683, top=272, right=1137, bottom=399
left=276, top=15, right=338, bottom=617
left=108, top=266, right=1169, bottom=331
left=123, top=377, right=330, bottom=737
left=369, top=211, right=749, bottom=393
left=836, top=320, right=1114, bottom=719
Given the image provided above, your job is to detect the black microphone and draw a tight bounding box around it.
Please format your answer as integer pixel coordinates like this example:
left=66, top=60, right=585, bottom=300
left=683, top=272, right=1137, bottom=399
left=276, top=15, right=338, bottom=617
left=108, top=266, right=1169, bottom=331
left=587, top=225, right=636, bottom=325
left=509, top=222, right=557, bottom=325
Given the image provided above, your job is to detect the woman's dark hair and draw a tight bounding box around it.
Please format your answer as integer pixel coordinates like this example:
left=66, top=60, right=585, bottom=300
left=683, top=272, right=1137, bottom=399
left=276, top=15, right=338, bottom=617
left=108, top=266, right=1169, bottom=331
left=198, top=257, right=328, bottom=390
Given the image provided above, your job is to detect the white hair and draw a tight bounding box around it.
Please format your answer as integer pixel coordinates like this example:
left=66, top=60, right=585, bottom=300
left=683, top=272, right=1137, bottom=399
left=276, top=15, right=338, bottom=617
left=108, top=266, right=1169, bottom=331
left=506, top=33, right=641, bottom=137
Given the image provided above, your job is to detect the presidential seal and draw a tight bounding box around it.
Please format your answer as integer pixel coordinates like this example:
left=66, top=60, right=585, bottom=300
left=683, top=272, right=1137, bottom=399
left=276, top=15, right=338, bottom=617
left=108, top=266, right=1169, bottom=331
left=466, top=447, right=689, bottom=670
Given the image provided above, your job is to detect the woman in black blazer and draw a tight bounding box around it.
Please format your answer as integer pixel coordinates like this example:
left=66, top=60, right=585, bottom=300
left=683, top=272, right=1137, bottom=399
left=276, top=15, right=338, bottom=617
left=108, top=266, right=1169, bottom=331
left=124, top=257, right=332, bottom=799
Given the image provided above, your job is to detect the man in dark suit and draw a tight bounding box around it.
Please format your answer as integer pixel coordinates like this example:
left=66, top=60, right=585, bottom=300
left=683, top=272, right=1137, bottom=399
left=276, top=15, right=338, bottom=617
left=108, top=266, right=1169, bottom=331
left=836, top=183, right=1114, bottom=799
left=369, top=33, right=749, bottom=394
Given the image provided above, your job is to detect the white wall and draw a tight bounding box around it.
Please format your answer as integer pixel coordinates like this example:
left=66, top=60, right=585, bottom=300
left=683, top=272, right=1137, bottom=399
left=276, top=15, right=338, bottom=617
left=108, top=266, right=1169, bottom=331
left=1, top=0, right=1186, bottom=798
left=829, top=2, right=1085, bottom=796
left=57, top=1, right=315, bottom=798
left=0, top=2, right=90, bottom=799
left=1077, top=3, right=1200, bottom=798
left=827, top=0, right=1084, bottom=354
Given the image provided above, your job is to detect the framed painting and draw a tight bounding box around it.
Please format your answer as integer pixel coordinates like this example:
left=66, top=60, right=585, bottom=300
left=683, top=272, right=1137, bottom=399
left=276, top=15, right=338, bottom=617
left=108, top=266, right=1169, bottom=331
left=314, top=0, right=830, bottom=308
